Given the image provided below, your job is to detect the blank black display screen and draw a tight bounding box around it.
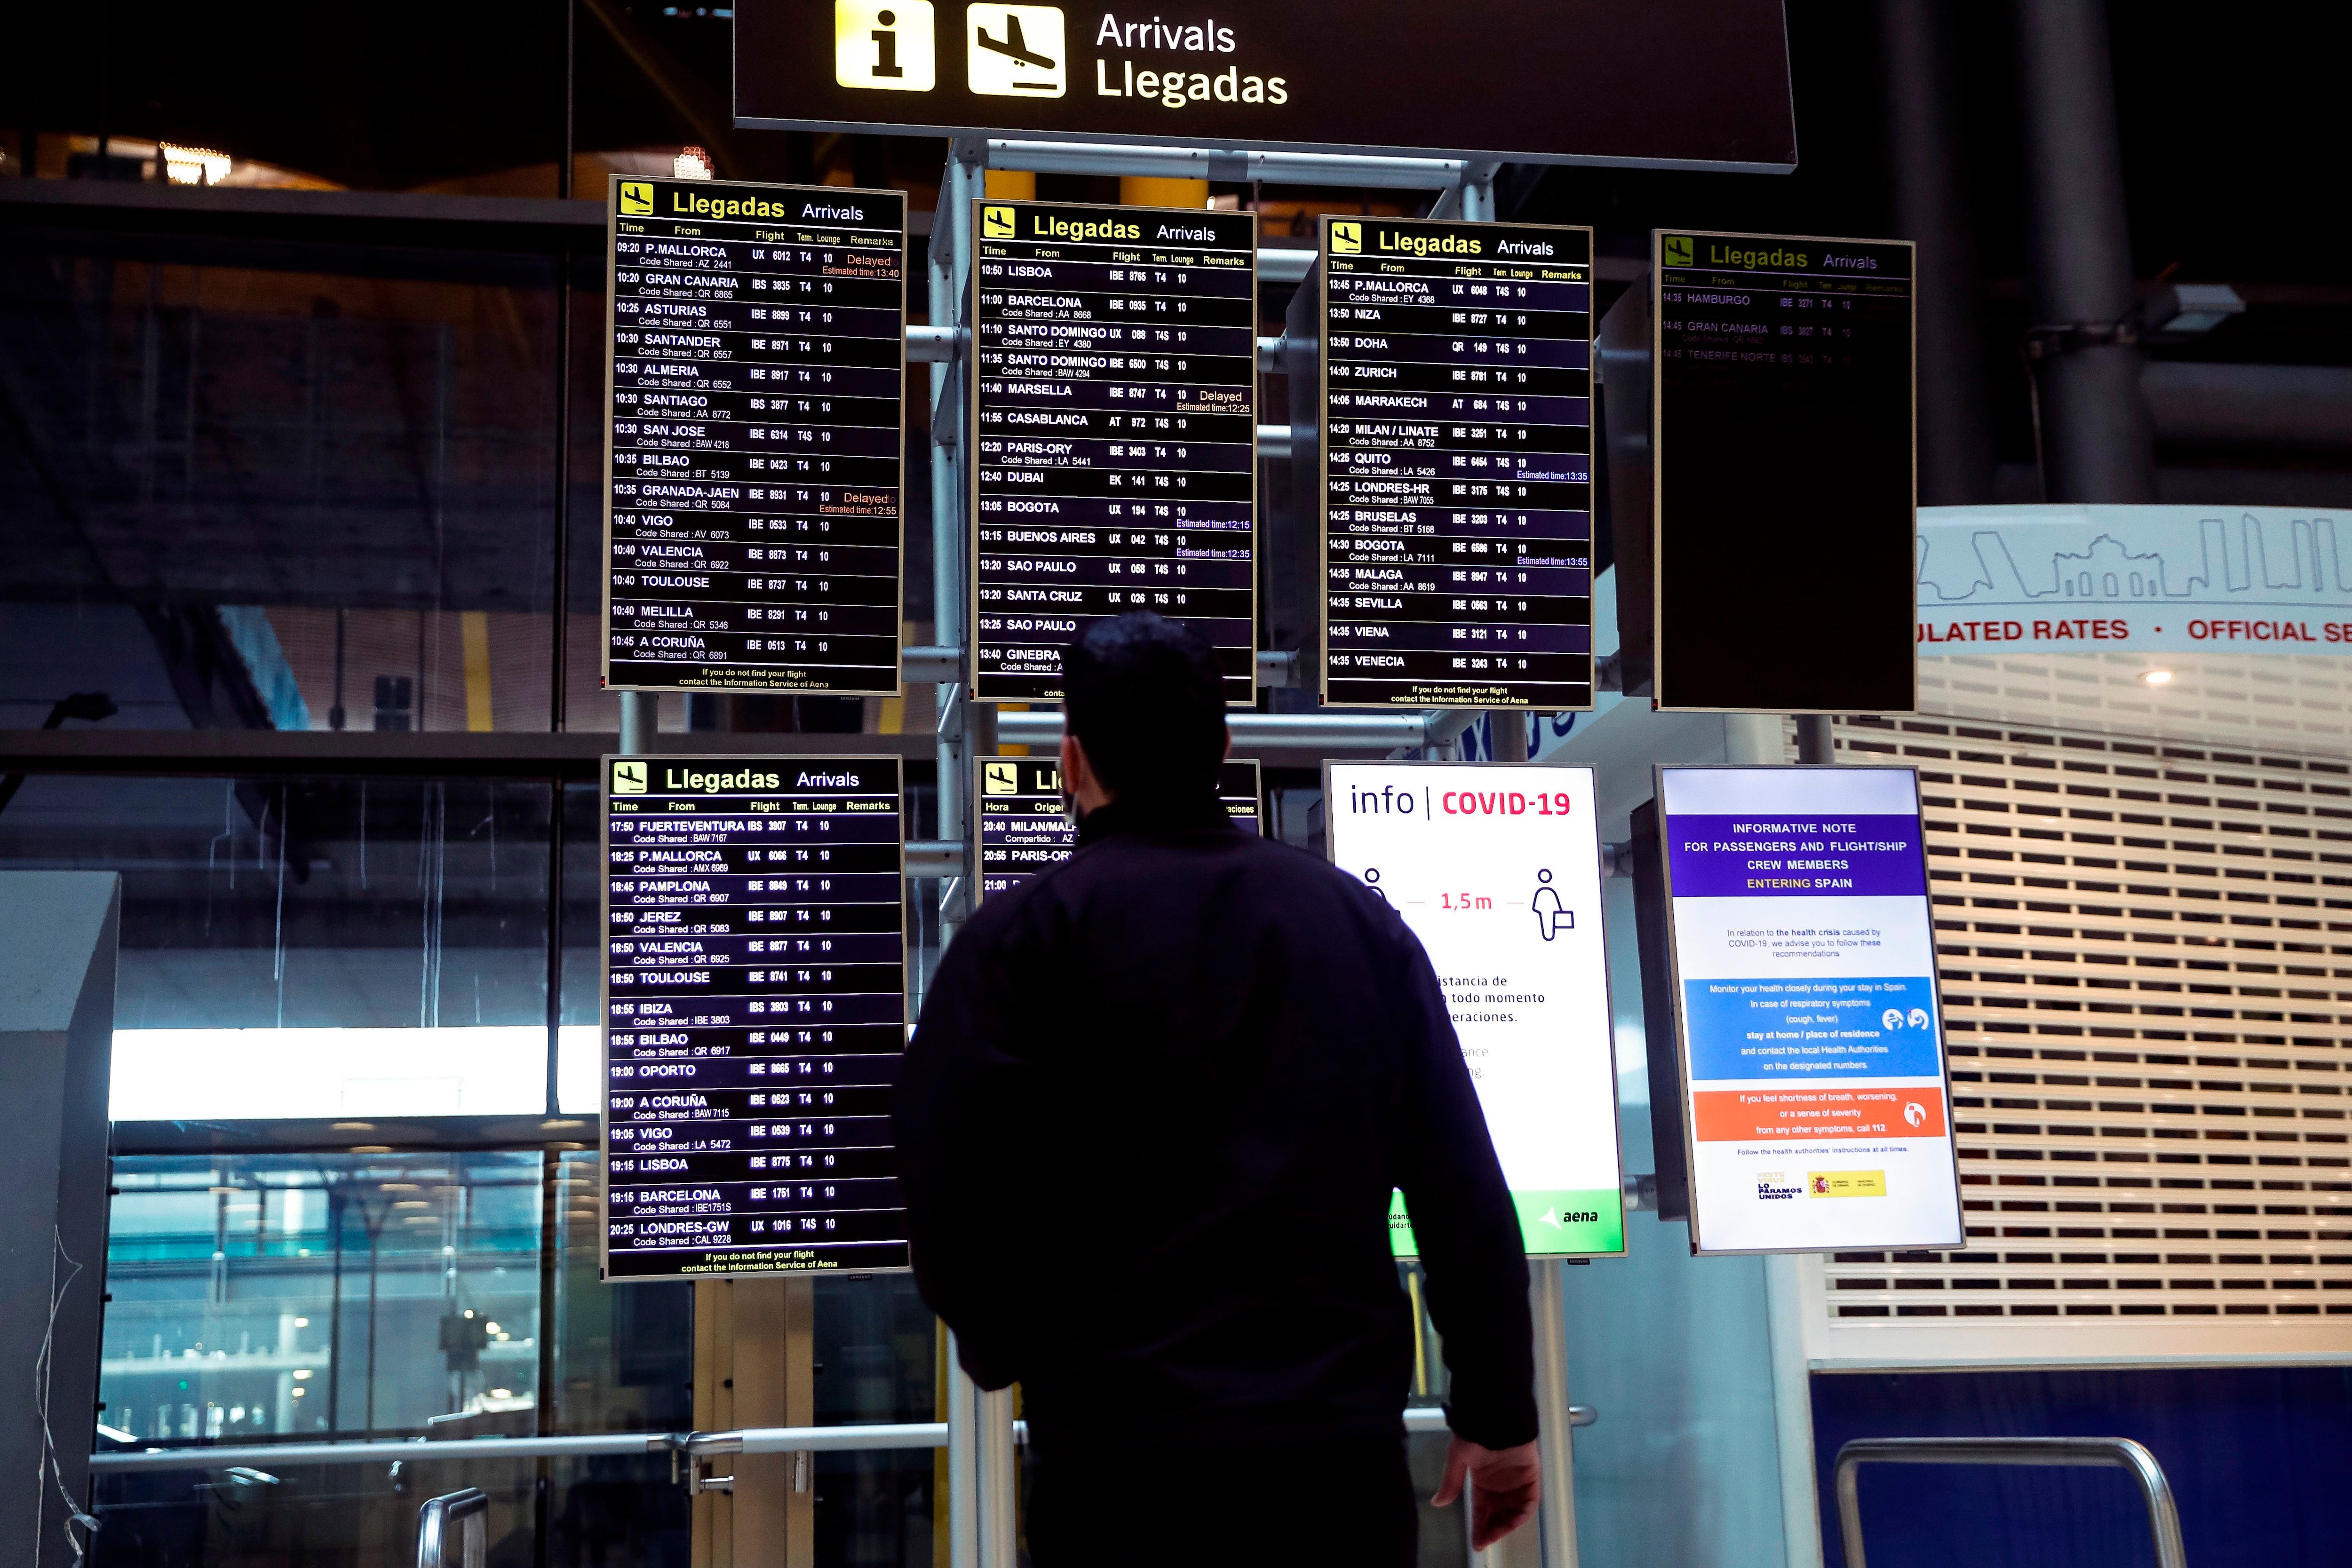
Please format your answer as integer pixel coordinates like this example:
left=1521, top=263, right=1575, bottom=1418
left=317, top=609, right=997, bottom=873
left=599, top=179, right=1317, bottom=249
left=1653, top=232, right=1914, bottom=713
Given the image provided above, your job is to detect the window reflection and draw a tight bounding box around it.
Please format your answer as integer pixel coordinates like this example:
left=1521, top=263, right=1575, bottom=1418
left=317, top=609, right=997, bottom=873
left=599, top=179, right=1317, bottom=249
left=0, top=774, right=555, bottom=1117
left=102, top=1152, right=545, bottom=1441
left=0, top=253, right=558, bottom=731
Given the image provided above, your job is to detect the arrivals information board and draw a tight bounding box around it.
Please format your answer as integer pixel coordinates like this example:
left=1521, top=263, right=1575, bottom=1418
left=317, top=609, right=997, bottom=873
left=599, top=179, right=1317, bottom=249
left=1311, top=216, right=1597, bottom=710
left=969, top=199, right=1257, bottom=703
left=1325, top=762, right=1623, bottom=1256
left=601, top=755, right=908, bottom=1277
left=976, top=756, right=1262, bottom=899
left=602, top=175, right=906, bottom=696
left=1655, top=765, right=1961, bottom=1254
left=734, top=0, right=1797, bottom=172
left=1651, top=230, right=1915, bottom=712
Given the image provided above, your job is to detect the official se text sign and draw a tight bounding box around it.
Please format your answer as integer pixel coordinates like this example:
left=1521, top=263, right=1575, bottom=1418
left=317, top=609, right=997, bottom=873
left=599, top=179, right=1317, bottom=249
left=736, top=0, right=1796, bottom=171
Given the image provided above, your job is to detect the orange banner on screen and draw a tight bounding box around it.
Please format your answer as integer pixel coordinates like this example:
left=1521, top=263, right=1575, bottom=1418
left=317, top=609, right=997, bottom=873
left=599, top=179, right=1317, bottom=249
left=1692, top=1087, right=1947, bottom=1142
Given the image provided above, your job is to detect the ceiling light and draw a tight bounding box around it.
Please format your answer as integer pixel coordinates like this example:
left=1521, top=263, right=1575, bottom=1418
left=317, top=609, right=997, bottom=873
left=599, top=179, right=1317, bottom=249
left=161, top=144, right=231, bottom=186
left=2141, top=669, right=2175, bottom=686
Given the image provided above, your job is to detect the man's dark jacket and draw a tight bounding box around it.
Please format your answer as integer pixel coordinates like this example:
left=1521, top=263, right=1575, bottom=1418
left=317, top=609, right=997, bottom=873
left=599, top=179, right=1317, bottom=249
left=894, top=793, right=1538, bottom=1456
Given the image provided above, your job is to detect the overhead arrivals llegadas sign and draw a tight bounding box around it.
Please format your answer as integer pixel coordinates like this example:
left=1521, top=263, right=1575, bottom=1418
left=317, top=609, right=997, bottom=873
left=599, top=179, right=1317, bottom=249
left=735, top=1, right=1796, bottom=171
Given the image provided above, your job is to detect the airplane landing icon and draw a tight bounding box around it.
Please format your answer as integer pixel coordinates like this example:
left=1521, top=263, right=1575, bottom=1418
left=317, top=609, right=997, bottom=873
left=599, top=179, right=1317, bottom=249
left=967, top=5, right=1066, bottom=96
left=977, top=14, right=1052, bottom=69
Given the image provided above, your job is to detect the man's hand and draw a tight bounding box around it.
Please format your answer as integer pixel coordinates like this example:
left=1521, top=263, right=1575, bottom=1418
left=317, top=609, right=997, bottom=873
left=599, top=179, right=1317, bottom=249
left=1431, top=1434, right=1542, bottom=1549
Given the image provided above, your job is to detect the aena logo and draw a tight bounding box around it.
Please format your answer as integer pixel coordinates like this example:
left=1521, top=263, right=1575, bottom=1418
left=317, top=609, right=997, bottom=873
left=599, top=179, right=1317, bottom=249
left=982, top=205, right=1018, bottom=238
left=1330, top=221, right=1361, bottom=254
left=1663, top=234, right=1694, bottom=267
left=835, top=0, right=937, bottom=91
left=619, top=182, right=653, bottom=215
left=612, top=760, right=648, bottom=795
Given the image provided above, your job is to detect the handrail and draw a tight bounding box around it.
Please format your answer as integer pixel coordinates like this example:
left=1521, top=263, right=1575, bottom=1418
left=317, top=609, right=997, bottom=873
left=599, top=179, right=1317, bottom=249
left=1834, top=1436, right=2187, bottom=1568
left=93, top=1431, right=672, bottom=1472
left=92, top=1405, right=1597, bottom=1473
left=416, top=1487, right=488, bottom=1568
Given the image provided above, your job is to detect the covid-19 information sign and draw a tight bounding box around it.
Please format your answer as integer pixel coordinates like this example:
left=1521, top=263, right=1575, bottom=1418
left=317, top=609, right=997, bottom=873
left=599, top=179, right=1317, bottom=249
left=1654, top=766, right=1961, bottom=1254
left=1325, top=762, right=1622, bottom=1257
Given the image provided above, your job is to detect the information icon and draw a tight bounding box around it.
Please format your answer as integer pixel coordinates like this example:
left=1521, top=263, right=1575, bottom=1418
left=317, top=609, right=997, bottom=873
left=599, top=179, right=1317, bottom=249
left=966, top=4, right=1065, bottom=97
left=835, top=0, right=937, bottom=92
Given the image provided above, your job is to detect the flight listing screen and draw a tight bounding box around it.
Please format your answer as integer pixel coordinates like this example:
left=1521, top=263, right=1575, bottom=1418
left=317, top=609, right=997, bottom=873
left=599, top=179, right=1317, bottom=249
left=601, top=754, right=908, bottom=1278
left=1652, top=230, right=1915, bottom=713
left=976, top=756, right=1263, bottom=900
left=1325, top=761, right=1623, bottom=1257
left=1656, top=765, right=1961, bottom=1254
left=1317, top=216, right=1595, bottom=711
left=602, top=175, right=906, bottom=696
left=969, top=199, right=1258, bottom=704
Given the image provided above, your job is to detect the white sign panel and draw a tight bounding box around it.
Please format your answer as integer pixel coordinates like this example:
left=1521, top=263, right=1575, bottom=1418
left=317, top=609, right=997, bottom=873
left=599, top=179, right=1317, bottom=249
left=1918, top=503, right=2352, bottom=654
left=1326, top=762, right=1623, bottom=1256
left=1657, top=765, right=1962, bottom=1253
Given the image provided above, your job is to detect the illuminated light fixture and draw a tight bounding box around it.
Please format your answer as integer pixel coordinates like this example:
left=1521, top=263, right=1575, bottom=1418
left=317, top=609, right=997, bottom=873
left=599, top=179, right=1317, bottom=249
left=490, top=1388, right=514, bottom=1399
left=293, top=1318, right=310, bottom=1328
left=675, top=146, right=715, bottom=180
left=2141, top=669, right=2175, bottom=686
left=290, top=1386, right=305, bottom=1396
left=292, top=1370, right=312, bottom=1380
left=484, top=1322, right=501, bottom=1335
left=161, top=143, right=230, bottom=186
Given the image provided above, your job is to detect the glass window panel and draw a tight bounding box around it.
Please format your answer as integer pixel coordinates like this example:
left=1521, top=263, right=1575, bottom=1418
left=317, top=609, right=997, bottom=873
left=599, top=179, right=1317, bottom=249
left=0, top=247, right=558, bottom=731
left=20, top=1, right=563, bottom=194
left=0, top=774, right=553, bottom=1117
left=101, top=1151, right=545, bottom=1441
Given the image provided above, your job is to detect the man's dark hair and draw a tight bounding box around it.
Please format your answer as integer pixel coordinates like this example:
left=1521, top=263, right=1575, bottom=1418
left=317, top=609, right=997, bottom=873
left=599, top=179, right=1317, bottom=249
left=1061, top=613, right=1227, bottom=801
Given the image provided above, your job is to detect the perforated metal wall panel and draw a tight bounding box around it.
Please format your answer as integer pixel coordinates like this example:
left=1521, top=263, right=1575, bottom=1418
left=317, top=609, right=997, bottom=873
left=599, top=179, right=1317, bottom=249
left=1819, top=715, right=2352, bottom=1332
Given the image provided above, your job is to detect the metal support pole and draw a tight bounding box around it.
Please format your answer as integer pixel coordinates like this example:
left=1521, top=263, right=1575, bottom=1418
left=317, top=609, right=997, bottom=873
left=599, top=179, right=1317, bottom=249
left=932, top=141, right=982, bottom=937
left=1530, top=1258, right=1579, bottom=1568
left=1720, top=711, right=1823, bottom=1568
left=1795, top=714, right=1835, bottom=764
left=976, top=1384, right=1019, bottom=1568
left=2014, top=0, right=2155, bottom=503
left=1880, top=0, right=1995, bottom=505
left=945, top=1335, right=979, bottom=1568
left=619, top=690, right=654, bottom=754
left=1459, top=163, right=1500, bottom=222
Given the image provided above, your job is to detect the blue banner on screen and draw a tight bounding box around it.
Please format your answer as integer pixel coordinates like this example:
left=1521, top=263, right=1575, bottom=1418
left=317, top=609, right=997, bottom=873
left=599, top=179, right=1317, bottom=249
left=1657, top=765, right=1963, bottom=1254
left=1681, top=976, right=1943, bottom=1079
left=1662, top=816, right=1928, bottom=898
